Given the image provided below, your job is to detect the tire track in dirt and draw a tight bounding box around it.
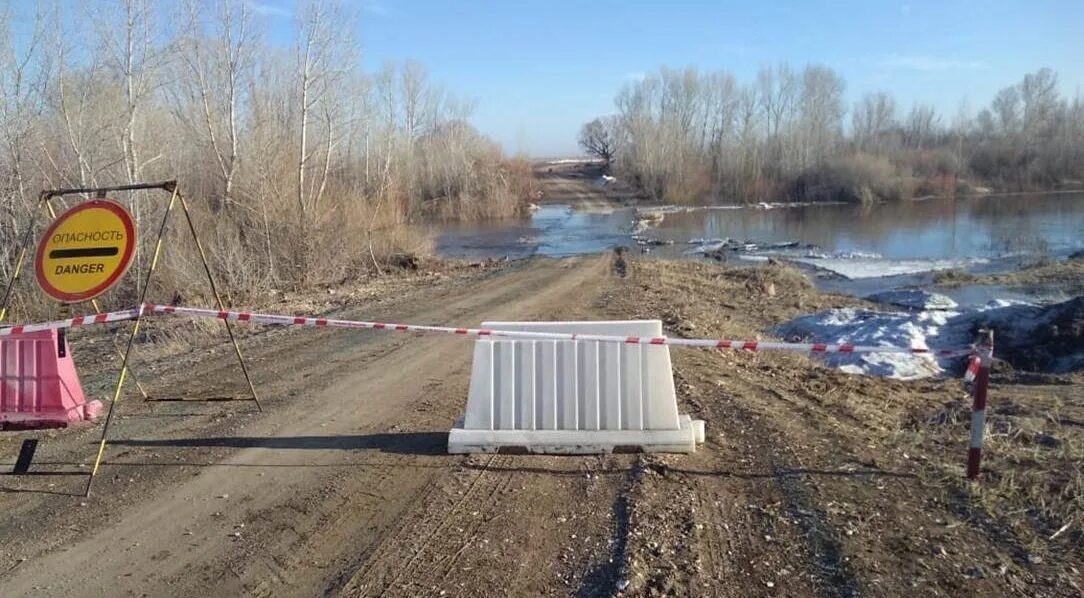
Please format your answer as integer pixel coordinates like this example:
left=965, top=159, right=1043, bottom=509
left=0, top=264, right=538, bottom=575
left=335, top=259, right=632, bottom=597
left=0, top=257, right=611, bottom=597
left=539, top=172, right=623, bottom=213
left=697, top=354, right=863, bottom=596
left=771, top=464, right=860, bottom=598
left=163, top=258, right=611, bottom=597
left=599, top=343, right=857, bottom=596
left=587, top=270, right=839, bottom=596
left=339, top=453, right=516, bottom=596
left=575, top=459, right=636, bottom=596
left=139, top=260, right=571, bottom=402
left=727, top=370, right=863, bottom=596
left=410, top=452, right=633, bottom=597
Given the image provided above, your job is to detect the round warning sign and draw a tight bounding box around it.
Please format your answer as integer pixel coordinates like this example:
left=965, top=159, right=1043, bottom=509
left=34, top=199, right=137, bottom=303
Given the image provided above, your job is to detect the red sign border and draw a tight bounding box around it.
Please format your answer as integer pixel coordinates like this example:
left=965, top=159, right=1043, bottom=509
left=34, top=199, right=137, bottom=303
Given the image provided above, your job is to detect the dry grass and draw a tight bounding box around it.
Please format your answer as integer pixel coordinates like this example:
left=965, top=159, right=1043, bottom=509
left=935, top=259, right=1084, bottom=299
left=609, top=257, right=1084, bottom=574
left=913, top=379, right=1084, bottom=559
left=932, top=268, right=979, bottom=285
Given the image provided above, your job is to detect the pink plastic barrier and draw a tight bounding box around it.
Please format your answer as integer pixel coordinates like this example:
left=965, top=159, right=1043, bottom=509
left=0, top=329, right=100, bottom=428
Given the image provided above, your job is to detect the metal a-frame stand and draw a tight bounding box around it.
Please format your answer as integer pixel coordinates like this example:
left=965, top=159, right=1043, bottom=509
left=0, top=180, right=261, bottom=497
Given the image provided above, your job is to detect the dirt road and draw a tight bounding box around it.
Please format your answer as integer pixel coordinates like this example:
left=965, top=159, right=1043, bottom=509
left=2, top=246, right=1082, bottom=595
left=2, top=258, right=620, bottom=596
left=536, top=160, right=634, bottom=211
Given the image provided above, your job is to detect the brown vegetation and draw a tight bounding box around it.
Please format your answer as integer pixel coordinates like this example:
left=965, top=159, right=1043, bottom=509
left=935, top=258, right=1084, bottom=296
left=605, top=259, right=1083, bottom=594
left=582, top=65, right=1084, bottom=204
left=0, top=0, right=530, bottom=321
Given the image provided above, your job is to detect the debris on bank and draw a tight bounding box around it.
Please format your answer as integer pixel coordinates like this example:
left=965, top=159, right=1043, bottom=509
left=631, top=211, right=666, bottom=235
left=594, top=174, right=617, bottom=187
left=864, top=289, right=958, bottom=311
left=975, top=296, right=1084, bottom=373
left=631, top=236, right=673, bottom=248
left=691, top=239, right=819, bottom=259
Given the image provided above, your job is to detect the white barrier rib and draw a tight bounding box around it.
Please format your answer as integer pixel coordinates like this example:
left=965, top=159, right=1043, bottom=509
left=0, top=306, right=143, bottom=336
left=146, top=304, right=973, bottom=357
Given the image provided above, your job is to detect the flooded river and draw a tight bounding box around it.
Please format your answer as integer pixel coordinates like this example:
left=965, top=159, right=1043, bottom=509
left=428, top=190, right=1084, bottom=306
left=433, top=191, right=1084, bottom=263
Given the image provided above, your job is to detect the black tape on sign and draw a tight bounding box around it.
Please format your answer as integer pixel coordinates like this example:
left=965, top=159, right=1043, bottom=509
left=58, top=302, right=70, bottom=358
left=14, top=439, right=38, bottom=474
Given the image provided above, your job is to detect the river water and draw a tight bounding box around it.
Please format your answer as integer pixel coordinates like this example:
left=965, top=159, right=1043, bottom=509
left=430, top=191, right=1084, bottom=304
left=434, top=192, right=1084, bottom=260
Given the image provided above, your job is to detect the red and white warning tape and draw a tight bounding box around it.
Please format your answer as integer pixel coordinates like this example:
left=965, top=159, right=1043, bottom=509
left=144, top=304, right=973, bottom=357
left=963, top=355, right=981, bottom=383
left=0, top=306, right=143, bottom=336
left=0, top=302, right=975, bottom=357
left=2, top=301, right=993, bottom=480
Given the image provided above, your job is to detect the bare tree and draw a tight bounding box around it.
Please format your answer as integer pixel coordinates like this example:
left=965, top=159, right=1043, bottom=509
left=1019, top=67, right=1059, bottom=143
left=757, top=63, right=798, bottom=138
left=176, top=0, right=256, bottom=205
left=96, top=0, right=169, bottom=185
left=905, top=103, right=941, bottom=149
left=578, top=117, right=620, bottom=164
left=992, top=87, right=1021, bottom=135
left=596, top=63, right=1083, bottom=204
left=0, top=4, right=49, bottom=216
left=736, top=84, right=761, bottom=186
left=852, top=92, right=897, bottom=153
left=50, top=5, right=115, bottom=189
left=0, top=4, right=50, bottom=283
left=293, top=0, right=354, bottom=278
left=91, top=0, right=172, bottom=289
left=797, top=65, right=845, bottom=168
left=400, top=60, right=429, bottom=145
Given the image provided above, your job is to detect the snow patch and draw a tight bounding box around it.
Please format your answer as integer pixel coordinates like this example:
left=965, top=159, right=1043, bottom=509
left=545, top=158, right=603, bottom=164
left=638, top=201, right=846, bottom=216
left=803, top=250, right=883, bottom=260
left=791, top=256, right=987, bottom=279
left=775, top=308, right=955, bottom=379
left=737, top=254, right=771, bottom=263
left=774, top=298, right=1060, bottom=379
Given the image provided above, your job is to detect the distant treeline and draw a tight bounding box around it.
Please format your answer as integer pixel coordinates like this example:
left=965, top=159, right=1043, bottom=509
left=0, top=0, right=531, bottom=318
left=580, top=65, right=1084, bottom=204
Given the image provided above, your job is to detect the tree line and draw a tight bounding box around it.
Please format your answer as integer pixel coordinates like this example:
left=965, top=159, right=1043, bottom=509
left=0, top=0, right=531, bottom=318
left=580, top=64, right=1084, bottom=204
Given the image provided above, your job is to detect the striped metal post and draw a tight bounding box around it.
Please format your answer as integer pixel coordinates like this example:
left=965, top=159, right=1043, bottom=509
left=966, top=329, right=994, bottom=481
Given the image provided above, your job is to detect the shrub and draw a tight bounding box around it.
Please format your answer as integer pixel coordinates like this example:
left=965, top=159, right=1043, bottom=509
left=788, top=153, right=902, bottom=203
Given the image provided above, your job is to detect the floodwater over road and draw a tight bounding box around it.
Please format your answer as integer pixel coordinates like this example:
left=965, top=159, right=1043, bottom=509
left=430, top=203, right=632, bottom=260
left=431, top=191, right=1084, bottom=304
left=433, top=191, right=1084, bottom=263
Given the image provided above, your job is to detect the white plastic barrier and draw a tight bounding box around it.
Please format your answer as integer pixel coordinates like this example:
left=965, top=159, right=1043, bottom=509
left=448, top=320, right=705, bottom=454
